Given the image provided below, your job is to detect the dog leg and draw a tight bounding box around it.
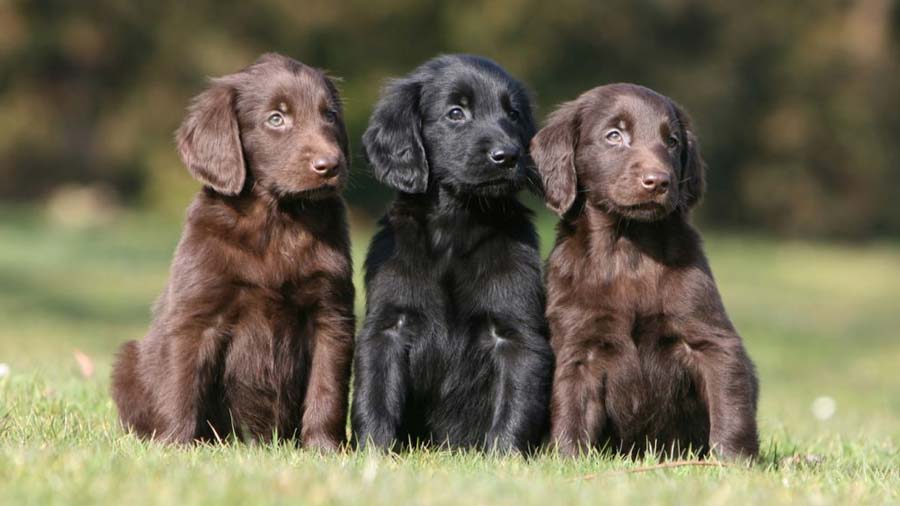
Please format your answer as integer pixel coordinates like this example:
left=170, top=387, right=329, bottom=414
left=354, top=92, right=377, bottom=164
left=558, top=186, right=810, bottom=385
left=301, top=288, right=355, bottom=452
left=682, top=322, right=759, bottom=460
left=153, top=326, right=228, bottom=444
left=549, top=343, right=606, bottom=456
left=484, top=323, right=553, bottom=454
left=351, top=308, right=414, bottom=451
left=699, top=338, right=759, bottom=460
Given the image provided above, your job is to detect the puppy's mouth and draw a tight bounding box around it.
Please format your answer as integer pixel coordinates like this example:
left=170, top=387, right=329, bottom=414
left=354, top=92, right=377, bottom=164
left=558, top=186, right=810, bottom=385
left=280, top=185, right=340, bottom=201
left=476, top=178, right=515, bottom=188
left=458, top=177, right=520, bottom=196
left=615, top=201, right=672, bottom=221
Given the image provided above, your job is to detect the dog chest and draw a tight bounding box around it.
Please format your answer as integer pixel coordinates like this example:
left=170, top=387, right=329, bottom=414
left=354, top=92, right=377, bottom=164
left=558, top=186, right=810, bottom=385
left=218, top=291, right=314, bottom=436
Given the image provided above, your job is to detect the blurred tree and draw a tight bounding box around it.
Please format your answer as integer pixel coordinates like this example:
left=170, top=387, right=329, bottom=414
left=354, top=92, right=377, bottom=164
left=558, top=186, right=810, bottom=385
left=0, top=0, right=897, bottom=237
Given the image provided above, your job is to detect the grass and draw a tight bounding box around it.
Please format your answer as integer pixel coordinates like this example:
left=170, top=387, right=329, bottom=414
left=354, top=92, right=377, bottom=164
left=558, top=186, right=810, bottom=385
left=1, top=204, right=899, bottom=505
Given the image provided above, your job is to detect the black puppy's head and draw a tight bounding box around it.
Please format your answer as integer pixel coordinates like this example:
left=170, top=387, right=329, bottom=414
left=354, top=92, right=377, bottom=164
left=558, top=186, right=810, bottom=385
left=532, top=83, right=706, bottom=221
left=363, top=55, right=537, bottom=197
left=176, top=53, right=349, bottom=200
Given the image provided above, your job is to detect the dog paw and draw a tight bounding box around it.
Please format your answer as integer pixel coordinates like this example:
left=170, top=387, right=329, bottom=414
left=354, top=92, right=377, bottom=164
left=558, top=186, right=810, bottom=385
left=303, top=433, right=343, bottom=453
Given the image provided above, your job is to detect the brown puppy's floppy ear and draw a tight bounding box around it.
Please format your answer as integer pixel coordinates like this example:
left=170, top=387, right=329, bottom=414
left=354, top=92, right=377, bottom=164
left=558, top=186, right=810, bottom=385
left=362, top=78, right=428, bottom=194
left=531, top=99, right=580, bottom=216
left=323, top=75, right=351, bottom=160
left=674, top=103, right=706, bottom=210
left=176, top=78, right=246, bottom=196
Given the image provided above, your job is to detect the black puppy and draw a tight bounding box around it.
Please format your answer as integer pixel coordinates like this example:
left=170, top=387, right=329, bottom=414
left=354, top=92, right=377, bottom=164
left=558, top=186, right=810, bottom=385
left=352, top=55, right=553, bottom=453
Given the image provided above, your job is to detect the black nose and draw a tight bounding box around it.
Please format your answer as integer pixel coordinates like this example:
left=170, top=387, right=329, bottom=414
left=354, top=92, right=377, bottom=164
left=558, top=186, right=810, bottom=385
left=311, top=156, right=340, bottom=177
left=640, top=171, right=671, bottom=194
left=488, top=147, right=520, bottom=168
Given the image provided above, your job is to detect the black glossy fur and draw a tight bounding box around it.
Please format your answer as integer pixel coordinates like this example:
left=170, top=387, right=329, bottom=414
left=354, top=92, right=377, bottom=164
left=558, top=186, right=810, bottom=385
left=351, top=55, right=553, bottom=453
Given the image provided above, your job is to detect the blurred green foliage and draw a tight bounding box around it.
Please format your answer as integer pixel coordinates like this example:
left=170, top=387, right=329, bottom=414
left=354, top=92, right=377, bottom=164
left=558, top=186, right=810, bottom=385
left=1, top=0, right=898, bottom=237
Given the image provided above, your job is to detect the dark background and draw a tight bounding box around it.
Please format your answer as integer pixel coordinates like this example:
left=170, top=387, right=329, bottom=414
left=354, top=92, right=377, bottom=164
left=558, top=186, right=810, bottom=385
left=2, top=0, right=899, bottom=238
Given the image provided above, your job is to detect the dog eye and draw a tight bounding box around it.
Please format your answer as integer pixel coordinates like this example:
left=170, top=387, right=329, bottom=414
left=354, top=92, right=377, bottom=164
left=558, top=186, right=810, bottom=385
left=446, top=107, right=466, bottom=122
left=266, top=112, right=285, bottom=128
left=323, top=108, right=338, bottom=124
left=666, top=135, right=680, bottom=149
left=507, top=109, right=520, bottom=121
left=605, top=129, right=624, bottom=144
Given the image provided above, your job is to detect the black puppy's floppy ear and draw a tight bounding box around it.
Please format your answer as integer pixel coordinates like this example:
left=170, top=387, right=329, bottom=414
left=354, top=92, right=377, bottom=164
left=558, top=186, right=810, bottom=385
left=176, top=78, right=246, bottom=196
left=363, top=78, right=428, bottom=194
left=673, top=104, right=706, bottom=210
left=531, top=99, right=580, bottom=216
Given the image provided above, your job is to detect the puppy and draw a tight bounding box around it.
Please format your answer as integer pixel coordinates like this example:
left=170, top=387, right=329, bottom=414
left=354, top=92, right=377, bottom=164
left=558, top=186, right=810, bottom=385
left=533, top=84, right=759, bottom=459
left=351, top=55, right=553, bottom=453
left=110, top=53, right=355, bottom=450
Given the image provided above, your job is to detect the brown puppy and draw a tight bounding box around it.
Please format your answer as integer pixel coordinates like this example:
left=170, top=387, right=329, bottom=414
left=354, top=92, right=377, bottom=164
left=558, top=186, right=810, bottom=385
left=533, top=84, right=758, bottom=460
left=110, top=53, right=355, bottom=450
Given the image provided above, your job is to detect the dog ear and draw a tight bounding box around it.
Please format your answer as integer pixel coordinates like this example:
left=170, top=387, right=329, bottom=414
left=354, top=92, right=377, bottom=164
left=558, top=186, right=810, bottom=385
left=673, top=104, right=706, bottom=210
left=175, top=78, right=246, bottom=196
left=531, top=99, right=580, bottom=216
left=362, top=78, right=429, bottom=194
left=324, top=75, right=351, bottom=160
left=514, top=90, right=543, bottom=197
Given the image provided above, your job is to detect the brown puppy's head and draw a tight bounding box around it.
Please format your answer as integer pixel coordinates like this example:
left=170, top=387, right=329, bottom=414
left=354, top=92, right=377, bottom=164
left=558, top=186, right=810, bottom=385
left=532, top=83, right=705, bottom=221
left=176, top=53, right=349, bottom=200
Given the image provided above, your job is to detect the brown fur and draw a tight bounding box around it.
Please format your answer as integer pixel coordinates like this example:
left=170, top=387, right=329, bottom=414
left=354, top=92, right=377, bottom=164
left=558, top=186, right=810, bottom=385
left=533, top=84, right=759, bottom=460
left=110, top=53, right=355, bottom=450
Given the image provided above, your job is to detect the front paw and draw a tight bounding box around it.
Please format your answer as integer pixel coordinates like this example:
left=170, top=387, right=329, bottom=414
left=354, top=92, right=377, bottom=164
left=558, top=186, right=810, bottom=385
left=552, top=438, right=584, bottom=458
left=303, top=431, right=343, bottom=453
left=710, top=440, right=759, bottom=463
left=484, top=432, right=519, bottom=455
left=353, top=431, right=398, bottom=453
left=160, top=422, right=198, bottom=445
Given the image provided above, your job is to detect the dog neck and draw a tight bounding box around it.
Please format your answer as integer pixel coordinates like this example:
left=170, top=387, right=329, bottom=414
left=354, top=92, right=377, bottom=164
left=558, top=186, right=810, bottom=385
left=392, top=185, right=530, bottom=256
left=204, top=184, right=341, bottom=218
left=194, top=186, right=345, bottom=254
left=436, top=184, right=524, bottom=215
left=576, top=204, right=699, bottom=268
left=396, top=184, right=525, bottom=221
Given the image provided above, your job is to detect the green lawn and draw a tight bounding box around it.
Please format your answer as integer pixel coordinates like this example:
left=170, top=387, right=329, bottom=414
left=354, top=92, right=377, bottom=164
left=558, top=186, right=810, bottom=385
left=1, top=206, right=898, bottom=505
